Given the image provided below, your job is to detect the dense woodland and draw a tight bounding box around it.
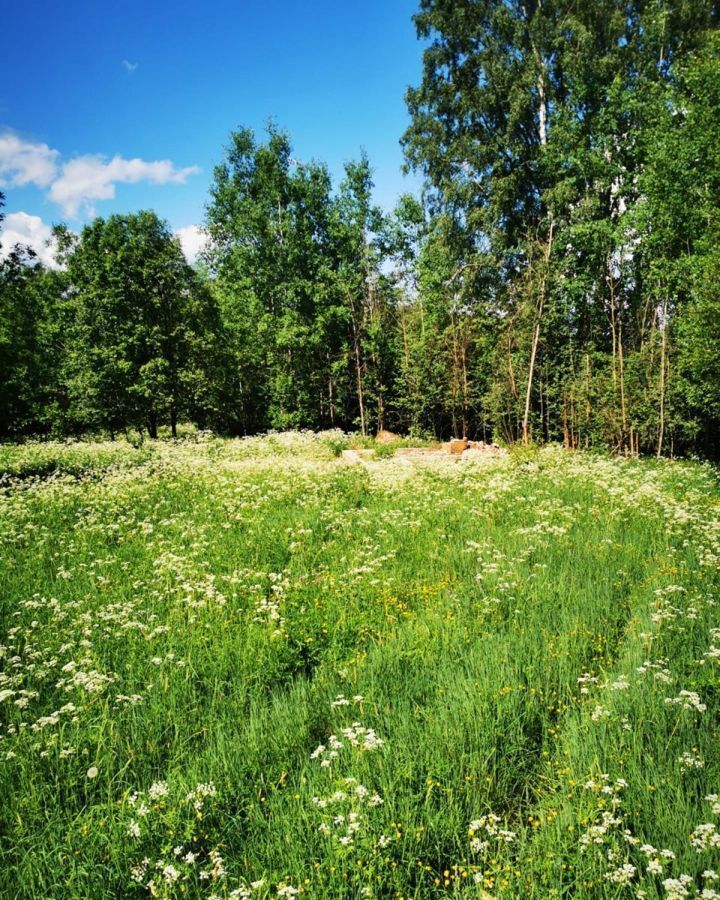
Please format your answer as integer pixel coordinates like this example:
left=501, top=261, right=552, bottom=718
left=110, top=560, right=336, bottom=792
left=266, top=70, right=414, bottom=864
left=2, top=0, right=720, bottom=456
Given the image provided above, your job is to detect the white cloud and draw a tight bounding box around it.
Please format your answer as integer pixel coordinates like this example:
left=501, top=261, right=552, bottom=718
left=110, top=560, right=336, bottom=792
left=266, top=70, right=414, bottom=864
left=49, top=155, right=201, bottom=217
left=122, top=59, right=139, bottom=73
left=0, top=132, right=59, bottom=188
left=0, top=129, right=200, bottom=221
left=175, top=224, right=208, bottom=263
left=0, top=211, right=59, bottom=267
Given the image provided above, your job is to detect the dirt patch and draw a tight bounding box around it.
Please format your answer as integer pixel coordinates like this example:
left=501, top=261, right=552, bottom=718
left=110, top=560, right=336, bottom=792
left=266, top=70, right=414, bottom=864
left=341, top=449, right=371, bottom=466
left=395, top=444, right=506, bottom=460
left=343, top=444, right=506, bottom=464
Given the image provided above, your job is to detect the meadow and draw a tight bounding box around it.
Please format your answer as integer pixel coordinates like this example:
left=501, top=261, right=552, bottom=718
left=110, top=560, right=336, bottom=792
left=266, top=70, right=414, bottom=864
left=1, top=433, right=719, bottom=899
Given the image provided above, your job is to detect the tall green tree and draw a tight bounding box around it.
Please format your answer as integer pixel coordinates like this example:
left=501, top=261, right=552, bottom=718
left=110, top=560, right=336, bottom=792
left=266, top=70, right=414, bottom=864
left=64, top=211, right=222, bottom=438
left=207, top=125, right=346, bottom=432
left=0, top=242, right=65, bottom=437
left=329, top=154, right=396, bottom=434
left=403, top=0, right=720, bottom=452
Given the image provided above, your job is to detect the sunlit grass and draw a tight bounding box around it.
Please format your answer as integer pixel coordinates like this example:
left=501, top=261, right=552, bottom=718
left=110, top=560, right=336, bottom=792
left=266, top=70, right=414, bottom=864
left=1, top=434, right=719, bottom=898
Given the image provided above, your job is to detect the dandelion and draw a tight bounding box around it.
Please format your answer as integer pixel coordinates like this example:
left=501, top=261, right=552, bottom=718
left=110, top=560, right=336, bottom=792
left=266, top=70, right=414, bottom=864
left=86, top=766, right=98, bottom=779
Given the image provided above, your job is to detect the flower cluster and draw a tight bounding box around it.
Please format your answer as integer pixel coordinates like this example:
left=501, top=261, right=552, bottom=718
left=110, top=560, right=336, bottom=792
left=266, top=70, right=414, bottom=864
left=310, top=722, right=384, bottom=768
left=468, top=812, right=517, bottom=856
left=312, top=777, right=384, bottom=849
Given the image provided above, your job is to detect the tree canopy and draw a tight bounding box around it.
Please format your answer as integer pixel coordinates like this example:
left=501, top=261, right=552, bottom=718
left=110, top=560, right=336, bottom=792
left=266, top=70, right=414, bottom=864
left=2, top=4, right=720, bottom=456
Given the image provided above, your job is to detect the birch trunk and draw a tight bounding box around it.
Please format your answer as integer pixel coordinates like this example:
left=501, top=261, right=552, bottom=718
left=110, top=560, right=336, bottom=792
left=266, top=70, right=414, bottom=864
left=522, top=221, right=554, bottom=445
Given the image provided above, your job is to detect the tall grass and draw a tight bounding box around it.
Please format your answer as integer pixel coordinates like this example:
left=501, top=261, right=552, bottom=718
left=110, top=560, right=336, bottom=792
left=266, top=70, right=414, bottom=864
left=0, top=434, right=718, bottom=898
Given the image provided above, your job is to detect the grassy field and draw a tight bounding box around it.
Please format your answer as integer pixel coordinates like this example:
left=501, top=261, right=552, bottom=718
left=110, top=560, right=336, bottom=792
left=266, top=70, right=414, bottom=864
left=1, top=433, right=719, bottom=899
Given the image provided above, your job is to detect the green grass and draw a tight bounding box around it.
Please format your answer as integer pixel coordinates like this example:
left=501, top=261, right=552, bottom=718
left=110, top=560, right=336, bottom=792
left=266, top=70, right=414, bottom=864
left=1, top=433, right=719, bottom=899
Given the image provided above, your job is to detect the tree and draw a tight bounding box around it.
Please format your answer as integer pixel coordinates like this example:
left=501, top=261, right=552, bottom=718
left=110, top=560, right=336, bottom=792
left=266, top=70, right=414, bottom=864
left=329, top=154, right=395, bottom=434
left=0, top=243, right=65, bottom=437
left=64, top=211, right=221, bottom=438
left=206, top=126, right=402, bottom=435
left=403, top=0, right=720, bottom=454
left=207, top=125, right=348, bottom=432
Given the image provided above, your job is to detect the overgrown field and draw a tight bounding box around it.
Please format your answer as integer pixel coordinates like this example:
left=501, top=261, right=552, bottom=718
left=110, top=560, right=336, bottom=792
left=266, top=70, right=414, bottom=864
left=1, top=434, right=720, bottom=899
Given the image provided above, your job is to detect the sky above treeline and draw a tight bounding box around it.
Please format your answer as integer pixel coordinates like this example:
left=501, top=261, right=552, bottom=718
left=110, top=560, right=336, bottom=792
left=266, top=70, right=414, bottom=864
left=0, top=0, right=423, bottom=263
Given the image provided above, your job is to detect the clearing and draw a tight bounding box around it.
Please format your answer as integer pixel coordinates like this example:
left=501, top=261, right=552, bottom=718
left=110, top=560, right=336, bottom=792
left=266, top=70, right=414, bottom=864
left=1, top=433, right=719, bottom=899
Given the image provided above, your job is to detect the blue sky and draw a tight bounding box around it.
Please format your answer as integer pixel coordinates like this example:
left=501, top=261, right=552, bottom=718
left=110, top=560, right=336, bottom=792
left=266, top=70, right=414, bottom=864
left=0, top=0, right=425, bottom=261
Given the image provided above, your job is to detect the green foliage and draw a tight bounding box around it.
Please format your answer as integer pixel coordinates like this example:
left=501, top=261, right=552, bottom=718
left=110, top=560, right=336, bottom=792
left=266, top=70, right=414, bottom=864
left=372, top=442, right=396, bottom=459
left=62, top=211, right=223, bottom=438
left=401, top=0, right=720, bottom=457
left=2, top=8, right=720, bottom=456
left=0, top=244, right=65, bottom=436
left=507, top=441, right=541, bottom=467
left=319, top=430, right=350, bottom=458
left=0, top=438, right=152, bottom=480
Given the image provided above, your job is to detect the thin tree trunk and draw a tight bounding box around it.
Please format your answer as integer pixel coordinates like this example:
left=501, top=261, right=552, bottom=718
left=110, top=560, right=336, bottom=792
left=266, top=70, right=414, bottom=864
left=618, top=315, right=628, bottom=451
left=608, top=263, right=620, bottom=449
left=347, top=289, right=366, bottom=436
left=545, top=367, right=551, bottom=440
left=657, top=297, right=668, bottom=458
left=523, top=2, right=548, bottom=147
left=353, top=335, right=366, bottom=436
left=522, top=221, right=554, bottom=445
left=366, top=277, right=385, bottom=433
left=523, top=320, right=541, bottom=445
left=507, top=331, right=518, bottom=399
left=399, top=309, right=417, bottom=433
left=450, top=316, right=461, bottom=437
left=461, top=334, right=469, bottom=439
left=537, top=67, right=547, bottom=146
left=327, top=352, right=335, bottom=426
left=584, top=353, right=591, bottom=447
